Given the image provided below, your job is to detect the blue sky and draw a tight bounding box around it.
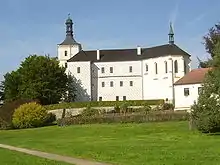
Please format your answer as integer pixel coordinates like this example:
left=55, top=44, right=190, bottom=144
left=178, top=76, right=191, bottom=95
left=0, top=0, right=219, bottom=80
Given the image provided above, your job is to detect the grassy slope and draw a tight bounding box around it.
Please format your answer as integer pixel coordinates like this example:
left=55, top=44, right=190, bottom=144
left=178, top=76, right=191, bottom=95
left=0, top=121, right=220, bottom=165
left=0, top=148, right=71, bottom=165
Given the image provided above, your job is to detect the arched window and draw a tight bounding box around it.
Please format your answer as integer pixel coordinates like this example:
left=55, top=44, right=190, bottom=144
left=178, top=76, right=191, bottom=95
left=164, top=61, right=168, bottom=73
left=174, top=60, right=178, bottom=73
left=155, top=62, right=158, bottom=74
left=145, top=64, right=148, bottom=72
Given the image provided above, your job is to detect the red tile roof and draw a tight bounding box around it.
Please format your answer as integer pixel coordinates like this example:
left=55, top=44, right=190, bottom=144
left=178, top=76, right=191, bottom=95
left=174, top=68, right=211, bottom=85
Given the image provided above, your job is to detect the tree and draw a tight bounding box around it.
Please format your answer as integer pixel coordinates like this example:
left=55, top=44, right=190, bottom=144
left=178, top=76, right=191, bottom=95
left=3, top=55, right=68, bottom=105
left=191, top=42, right=220, bottom=133
left=62, top=74, right=77, bottom=102
left=203, top=23, right=220, bottom=57
left=198, top=22, right=220, bottom=68
left=0, top=81, right=4, bottom=101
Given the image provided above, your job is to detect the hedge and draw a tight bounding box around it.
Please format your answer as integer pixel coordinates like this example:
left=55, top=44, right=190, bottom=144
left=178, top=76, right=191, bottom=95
left=57, top=111, right=188, bottom=126
left=44, top=99, right=164, bottom=110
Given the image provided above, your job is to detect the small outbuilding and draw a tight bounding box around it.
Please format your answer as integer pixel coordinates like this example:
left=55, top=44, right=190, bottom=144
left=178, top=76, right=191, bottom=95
left=174, top=68, right=211, bottom=110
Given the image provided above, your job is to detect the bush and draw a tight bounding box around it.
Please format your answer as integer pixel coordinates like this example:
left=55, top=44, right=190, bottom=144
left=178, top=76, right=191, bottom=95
left=57, top=111, right=188, bottom=126
left=0, top=99, right=38, bottom=130
left=44, top=113, right=56, bottom=125
left=81, top=106, right=100, bottom=117
left=44, top=99, right=164, bottom=110
left=161, top=103, right=174, bottom=110
left=12, top=102, right=49, bottom=129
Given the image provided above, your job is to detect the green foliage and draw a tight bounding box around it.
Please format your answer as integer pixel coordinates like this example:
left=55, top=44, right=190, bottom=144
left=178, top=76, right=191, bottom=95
left=81, top=106, right=100, bottom=117
left=203, top=22, right=220, bottom=57
left=0, top=81, right=4, bottom=101
left=57, top=111, right=188, bottom=126
left=161, top=103, right=174, bottom=110
left=0, top=99, right=37, bottom=129
left=12, top=102, right=49, bottom=129
left=3, top=55, right=68, bottom=105
left=62, top=74, right=77, bottom=102
left=191, top=42, right=220, bottom=133
left=44, top=99, right=164, bottom=110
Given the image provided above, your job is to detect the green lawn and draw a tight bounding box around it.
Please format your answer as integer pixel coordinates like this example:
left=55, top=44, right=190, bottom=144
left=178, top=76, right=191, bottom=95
left=0, top=148, right=71, bottom=165
left=0, top=121, right=220, bottom=165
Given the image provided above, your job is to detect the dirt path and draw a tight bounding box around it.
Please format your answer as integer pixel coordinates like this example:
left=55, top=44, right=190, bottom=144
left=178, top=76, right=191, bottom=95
left=0, top=143, right=112, bottom=165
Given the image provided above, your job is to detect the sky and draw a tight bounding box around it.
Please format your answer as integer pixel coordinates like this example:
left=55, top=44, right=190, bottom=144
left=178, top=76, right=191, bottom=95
left=0, top=0, right=219, bottom=80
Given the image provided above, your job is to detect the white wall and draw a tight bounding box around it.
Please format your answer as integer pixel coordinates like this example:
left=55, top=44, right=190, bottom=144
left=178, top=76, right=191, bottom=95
left=143, top=55, right=190, bottom=102
left=92, top=61, right=143, bottom=101
left=66, top=61, right=92, bottom=101
left=174, top=83, right=202, bottom=110
left=57, top=44, right=81, bottom=67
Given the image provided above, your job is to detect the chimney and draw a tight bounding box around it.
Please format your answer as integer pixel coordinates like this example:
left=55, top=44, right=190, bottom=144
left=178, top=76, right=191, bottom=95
left=137, top=46, right=141, bottom=55
left=97, top=49, right=100, bottom=60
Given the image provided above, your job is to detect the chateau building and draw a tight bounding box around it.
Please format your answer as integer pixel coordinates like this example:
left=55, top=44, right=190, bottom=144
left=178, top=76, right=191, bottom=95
left=57, top=15, right=192, bottom=104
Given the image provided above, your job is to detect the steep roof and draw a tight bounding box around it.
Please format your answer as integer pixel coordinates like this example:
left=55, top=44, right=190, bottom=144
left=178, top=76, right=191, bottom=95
left=59, top=36, right=81, bottom=45
left=174, top=68, right=211, bottom=85
left=67, top=44, right=190, bottom=62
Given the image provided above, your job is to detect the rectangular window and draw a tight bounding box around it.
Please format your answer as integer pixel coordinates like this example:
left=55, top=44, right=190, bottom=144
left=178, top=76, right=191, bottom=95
left=110, top=67, right=113, bottom=73
left=65, top=62, right=67, bottom=68
left=129, top=66, right=132, bottom=73
left=110, top=81, right=114, bottom=87
left=101, top=67, right=105, bottom=73
left=116, top=96, right=119, bottom=101
left=184, top=88, right=189, bottom=96
left=123, top=96, right=126, bottom=101
left=99, top=97, right=102, bottom=101
left=120, top=81, right=123, bottom=87
left=130, top=81, right=133, bottom=86
left=198, top=87, right=203, bottom=95
left=77, top=67, right=80, bottom=73
left=145, top=64, right=148, bottom=72
left=102, top=82, right=105, bottom=87
left=64, top=50, right=67, bottom=56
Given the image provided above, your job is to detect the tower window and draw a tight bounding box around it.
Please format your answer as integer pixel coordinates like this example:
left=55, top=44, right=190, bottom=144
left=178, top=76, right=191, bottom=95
left=120, top=81, right=123, bottom=87
left=145, top=64, right=148, bottom=72
left=77, top=67, right=80, bottom=73
left=123, top=96, right=126, bottom=101
left=184, top=60, right=187, bottom=74
left=130, top=81, right=133, bottom=86
left=102, top=82, right=105, bottom=87
left=164, top=61, right=168, bottom=73
left=101, top=67, right=105, bottom=73
left=155, top=62, right=158, bottom=74
left=129, top=66, right=132, bottom=73
left=110, top=81, right=114, bottom=87
left=64, top=51, right=67, bottom=56
left=110, top=67, right=113, bottom=73
left=174, top=60, right=178, bottom=73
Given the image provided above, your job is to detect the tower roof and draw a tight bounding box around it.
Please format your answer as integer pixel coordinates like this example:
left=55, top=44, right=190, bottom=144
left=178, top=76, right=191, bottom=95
left=169, top=22, right=174, bottom=35
left=59, top=14, right=81, bottom=46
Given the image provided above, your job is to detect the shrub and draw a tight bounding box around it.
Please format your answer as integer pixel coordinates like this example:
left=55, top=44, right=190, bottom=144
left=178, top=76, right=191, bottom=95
left=161, top=103, right=174, bottom=110
left=0, top=99, right=37, bottom=129
left=57, top=111, right=188, bottom=126
left=44, top=99, right=164, bottom=110
left=12, top=102, right=49, bottom=129
left=44, top=112, right=56, bottom=125
left=81, top=106, right=99, bottom=117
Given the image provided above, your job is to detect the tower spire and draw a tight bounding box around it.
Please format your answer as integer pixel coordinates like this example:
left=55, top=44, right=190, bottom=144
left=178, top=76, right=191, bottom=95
left=168, top=22, right=174, bottom=45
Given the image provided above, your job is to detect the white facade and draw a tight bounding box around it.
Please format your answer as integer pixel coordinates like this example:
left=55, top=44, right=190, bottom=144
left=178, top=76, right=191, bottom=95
left=174, top=83, right=202, bottom=110
left=57, top=16, right=192, bottom=105
left=59, top=49, right=191, bottom=102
